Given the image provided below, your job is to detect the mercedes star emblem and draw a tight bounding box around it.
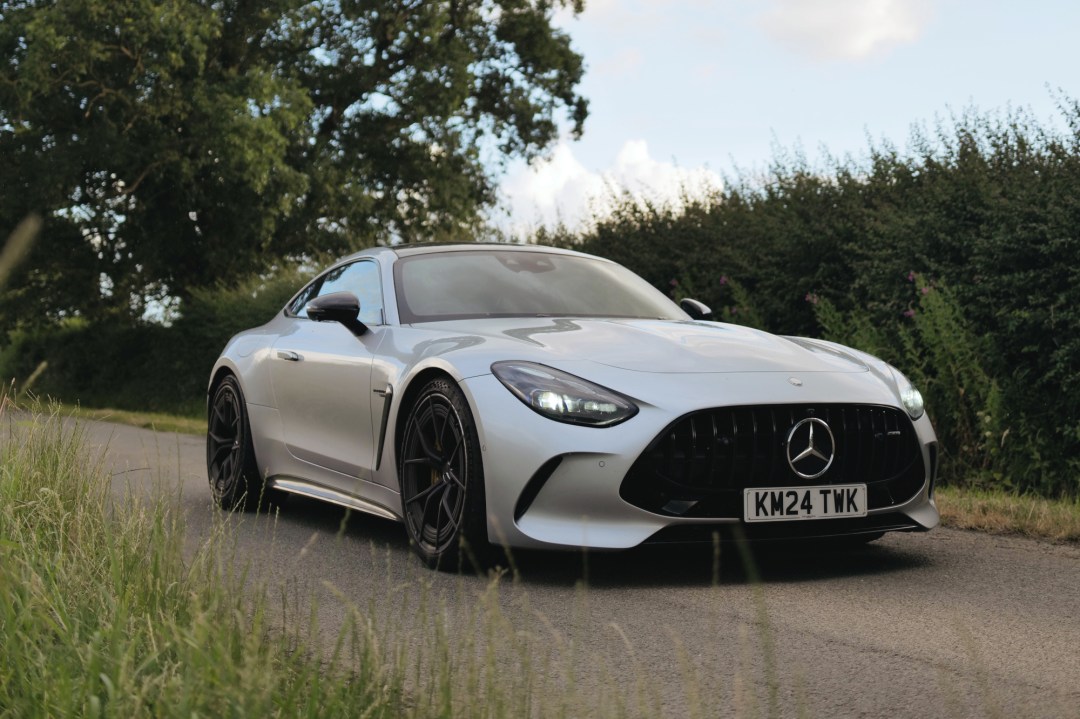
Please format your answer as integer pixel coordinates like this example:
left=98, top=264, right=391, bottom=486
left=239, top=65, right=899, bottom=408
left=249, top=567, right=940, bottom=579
left=785, top=417, right=835, bottom=479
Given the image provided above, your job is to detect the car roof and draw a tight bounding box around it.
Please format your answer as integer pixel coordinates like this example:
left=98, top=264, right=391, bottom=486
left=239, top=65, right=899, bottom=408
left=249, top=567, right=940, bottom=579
left=337, top=242, right=597, bottom=265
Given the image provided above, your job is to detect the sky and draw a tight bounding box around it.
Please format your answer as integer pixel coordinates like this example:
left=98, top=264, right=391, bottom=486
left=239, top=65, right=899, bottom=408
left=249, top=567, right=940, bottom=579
left=495, top=0, right=1080, bottom=231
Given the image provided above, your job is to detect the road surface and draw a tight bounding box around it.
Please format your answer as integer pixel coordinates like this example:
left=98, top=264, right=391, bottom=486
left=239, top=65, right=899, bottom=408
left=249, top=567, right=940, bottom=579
left=84, top=419, right=1080, bottom=718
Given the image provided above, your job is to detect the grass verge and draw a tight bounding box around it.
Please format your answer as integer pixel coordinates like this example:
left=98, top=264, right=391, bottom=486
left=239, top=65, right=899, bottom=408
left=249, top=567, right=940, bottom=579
left=936, top=485, right=1080, bottom=543
left=0, top=401, right=402, bottom=716
left=66, top=403, right=207, bottom=436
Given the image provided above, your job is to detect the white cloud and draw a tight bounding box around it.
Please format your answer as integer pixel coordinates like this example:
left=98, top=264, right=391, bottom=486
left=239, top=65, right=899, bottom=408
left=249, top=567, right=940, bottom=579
left=498, top=139, right=721, bottom=232
left=759, top=0, right=934, bottom=61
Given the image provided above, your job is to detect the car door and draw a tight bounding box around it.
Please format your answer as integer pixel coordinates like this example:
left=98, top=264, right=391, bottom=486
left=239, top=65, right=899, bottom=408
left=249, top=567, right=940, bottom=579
left=270, top=259, right=386, bottom=482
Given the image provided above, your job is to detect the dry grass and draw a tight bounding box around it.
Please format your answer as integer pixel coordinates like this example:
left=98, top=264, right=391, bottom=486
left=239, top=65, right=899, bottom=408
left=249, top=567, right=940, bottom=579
left=67, top=404, right=207, bottom=436
left=936, top=485, right=1080, bottom=543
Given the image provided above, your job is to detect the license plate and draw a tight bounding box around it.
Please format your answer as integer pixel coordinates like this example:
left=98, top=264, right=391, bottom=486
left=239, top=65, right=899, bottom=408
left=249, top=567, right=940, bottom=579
left=743, top=484, right=867, bottom=522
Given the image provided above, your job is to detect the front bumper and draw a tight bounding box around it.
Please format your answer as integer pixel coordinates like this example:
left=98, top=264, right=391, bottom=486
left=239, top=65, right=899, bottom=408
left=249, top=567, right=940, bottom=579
left=461, top=367, right=939, bottom=551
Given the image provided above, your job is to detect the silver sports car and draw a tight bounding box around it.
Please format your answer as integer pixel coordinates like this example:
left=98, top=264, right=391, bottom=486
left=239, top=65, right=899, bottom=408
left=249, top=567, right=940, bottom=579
left=207, top=243, right=939, bottom=568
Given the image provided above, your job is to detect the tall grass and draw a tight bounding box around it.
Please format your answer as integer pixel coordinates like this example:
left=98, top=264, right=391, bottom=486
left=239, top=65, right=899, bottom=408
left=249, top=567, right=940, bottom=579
left=0, top=400, right=401, bottom=716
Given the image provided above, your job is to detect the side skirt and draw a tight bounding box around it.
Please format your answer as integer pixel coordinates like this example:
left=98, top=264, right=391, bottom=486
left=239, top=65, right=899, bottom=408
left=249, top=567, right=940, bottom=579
left=269, top=476, right=403, bottom=522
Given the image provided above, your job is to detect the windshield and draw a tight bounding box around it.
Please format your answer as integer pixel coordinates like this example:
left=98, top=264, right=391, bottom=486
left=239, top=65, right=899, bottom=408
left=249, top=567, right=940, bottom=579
left=394, top=250, right=687, bottom=323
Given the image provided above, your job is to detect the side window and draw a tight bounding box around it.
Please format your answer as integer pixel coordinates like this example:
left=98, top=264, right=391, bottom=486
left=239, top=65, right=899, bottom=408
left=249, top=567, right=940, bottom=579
left=287, top=281, right=320, bottom=318
left=311, top=260, right=384, bottom=326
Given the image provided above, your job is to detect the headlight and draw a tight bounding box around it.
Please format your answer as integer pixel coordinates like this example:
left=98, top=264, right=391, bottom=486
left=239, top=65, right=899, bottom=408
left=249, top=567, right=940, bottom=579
left=891, top=367, right=925, bottom=420
left=491, top=361, right=638, bottom=427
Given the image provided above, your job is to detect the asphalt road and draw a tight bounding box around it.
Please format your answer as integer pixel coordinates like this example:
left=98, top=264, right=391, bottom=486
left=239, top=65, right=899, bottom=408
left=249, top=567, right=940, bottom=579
left=85, top=419, right=1080, bottom=719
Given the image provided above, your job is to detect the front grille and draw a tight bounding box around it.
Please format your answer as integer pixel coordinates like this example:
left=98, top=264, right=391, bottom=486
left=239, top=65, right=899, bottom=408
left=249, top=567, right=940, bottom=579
left=620, top=404, right=925, bottom=519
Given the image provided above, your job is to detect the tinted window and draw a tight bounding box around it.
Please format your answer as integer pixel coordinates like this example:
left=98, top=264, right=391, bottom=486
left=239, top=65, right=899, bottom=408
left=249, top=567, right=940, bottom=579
left=287, top=281, right=319, bottom=317
left=394, top=250, right=684, bottom=323
left=289, top=260, right=384, bottom=325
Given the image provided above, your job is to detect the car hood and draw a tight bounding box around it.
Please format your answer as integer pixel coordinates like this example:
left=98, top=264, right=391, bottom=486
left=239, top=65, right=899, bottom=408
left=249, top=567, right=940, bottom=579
left=410, top=318, right=868, bottom=374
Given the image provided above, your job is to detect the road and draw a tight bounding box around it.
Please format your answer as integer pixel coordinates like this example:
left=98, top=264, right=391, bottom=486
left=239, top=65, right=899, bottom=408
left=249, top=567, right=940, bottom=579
left=86, top=419, right=1080, bottom=719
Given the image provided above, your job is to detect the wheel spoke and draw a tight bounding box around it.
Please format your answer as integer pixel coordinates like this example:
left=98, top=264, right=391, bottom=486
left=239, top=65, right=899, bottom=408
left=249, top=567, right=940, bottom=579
left=444, top=468, right=466, bottom=490
left=208, top=430, right=230, bottom=444
left=440, top=490, right=460, bottom=532
left=220, top=454, right=233, bottom=482
left=403, top=456, right=436, bottom=468
left=444, top=436, right=463, bottom=468
left=209, top=442, right=231, bottom=463
left=213, top=400, right=228, bottom=426
left=406, top=479, right=444, bottom=508
left=414, top=420, right=442, bottom=465
left=421, top=480, right=445, bottom=530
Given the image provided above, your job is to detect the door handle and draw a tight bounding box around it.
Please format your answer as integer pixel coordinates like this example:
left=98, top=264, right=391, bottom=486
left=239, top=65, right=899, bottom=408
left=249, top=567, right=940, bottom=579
left=276, top=350, right=301, bottom=362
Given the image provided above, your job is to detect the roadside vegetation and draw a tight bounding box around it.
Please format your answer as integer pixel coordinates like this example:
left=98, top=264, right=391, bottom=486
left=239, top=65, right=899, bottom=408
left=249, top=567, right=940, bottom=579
left=64, top=404, right=208, bottom=436
left=0, top=399, right=397, bottom=716
left=935, top=486, right=1080, bottom=542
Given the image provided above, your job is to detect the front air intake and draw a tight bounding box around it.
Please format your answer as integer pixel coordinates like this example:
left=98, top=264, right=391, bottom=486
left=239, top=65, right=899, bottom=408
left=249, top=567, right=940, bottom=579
left=620, top=404, right=925, bottom=518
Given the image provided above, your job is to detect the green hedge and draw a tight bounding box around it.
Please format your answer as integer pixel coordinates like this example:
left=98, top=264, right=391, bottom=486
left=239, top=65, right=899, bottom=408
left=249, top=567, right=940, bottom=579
left=1, top=264, right=312, bottom=416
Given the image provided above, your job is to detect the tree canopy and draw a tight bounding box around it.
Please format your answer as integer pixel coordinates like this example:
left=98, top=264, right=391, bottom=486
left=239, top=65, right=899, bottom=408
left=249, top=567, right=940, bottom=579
left=0, top=0, right=587, bottom=322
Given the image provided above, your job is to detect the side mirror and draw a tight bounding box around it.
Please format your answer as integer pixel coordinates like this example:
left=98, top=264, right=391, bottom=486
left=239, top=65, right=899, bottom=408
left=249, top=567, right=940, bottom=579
left=680, top=298, right=712, bottom=320
left=306, top=291, right=367, bottom=336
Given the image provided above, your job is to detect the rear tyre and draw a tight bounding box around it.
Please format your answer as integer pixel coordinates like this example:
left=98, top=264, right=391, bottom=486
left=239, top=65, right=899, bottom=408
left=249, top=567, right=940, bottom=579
left=398, top=378, right=487, bottom=571
left=206, top=375, right=279, bottom=511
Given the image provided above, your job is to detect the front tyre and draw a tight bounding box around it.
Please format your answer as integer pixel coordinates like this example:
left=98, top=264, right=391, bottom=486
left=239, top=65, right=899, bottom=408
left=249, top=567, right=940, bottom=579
left=399, top=378, right=487, bottom=571
left=207, top=375, right=275, bottom=511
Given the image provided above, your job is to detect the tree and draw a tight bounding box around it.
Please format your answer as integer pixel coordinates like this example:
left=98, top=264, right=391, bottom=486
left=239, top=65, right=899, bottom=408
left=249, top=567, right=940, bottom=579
left=0, top=0, right=587, bottom=323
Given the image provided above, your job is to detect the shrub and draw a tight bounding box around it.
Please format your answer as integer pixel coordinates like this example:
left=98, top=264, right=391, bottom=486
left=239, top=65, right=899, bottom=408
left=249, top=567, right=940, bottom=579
left=0, top=262, right=314, bottom=416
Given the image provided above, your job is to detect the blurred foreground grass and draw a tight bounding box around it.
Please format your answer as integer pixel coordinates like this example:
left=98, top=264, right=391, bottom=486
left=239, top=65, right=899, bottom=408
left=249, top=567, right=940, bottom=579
left=0, top=399, right=403, bottom=716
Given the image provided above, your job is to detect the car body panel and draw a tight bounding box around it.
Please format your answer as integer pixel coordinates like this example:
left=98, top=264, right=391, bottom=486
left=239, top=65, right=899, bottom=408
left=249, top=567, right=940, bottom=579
left=268, top=320, right=384, bottom=479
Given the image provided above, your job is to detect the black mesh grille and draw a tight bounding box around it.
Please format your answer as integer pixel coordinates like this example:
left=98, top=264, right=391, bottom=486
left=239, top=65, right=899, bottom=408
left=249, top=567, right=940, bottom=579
left=620, top=404, right=926, bottom=518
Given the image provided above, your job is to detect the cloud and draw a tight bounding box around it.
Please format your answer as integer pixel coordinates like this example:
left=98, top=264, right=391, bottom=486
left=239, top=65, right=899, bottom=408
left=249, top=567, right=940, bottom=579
left=498, top=139, right=721, bottom=232
left=759, top=0, right=934, bottom=61
left=592, top=48, right=644, bottom=78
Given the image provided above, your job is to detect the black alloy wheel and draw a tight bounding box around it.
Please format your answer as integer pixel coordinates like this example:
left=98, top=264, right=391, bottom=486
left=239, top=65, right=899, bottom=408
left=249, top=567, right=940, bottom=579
left=399, top=378, right=487, bottom=570
left=207, top=375, right=272, bottom=510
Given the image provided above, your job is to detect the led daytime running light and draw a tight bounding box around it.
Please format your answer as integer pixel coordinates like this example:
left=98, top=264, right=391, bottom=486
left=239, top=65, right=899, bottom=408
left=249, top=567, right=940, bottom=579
left=492, top=362, right=638, bottom=427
